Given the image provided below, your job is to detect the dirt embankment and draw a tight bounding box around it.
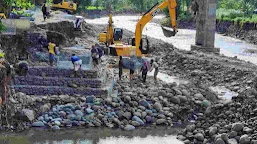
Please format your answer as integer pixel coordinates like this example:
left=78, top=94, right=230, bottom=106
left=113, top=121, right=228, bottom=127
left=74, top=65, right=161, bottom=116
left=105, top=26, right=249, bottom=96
left=216, top=20, right=257, bottom=45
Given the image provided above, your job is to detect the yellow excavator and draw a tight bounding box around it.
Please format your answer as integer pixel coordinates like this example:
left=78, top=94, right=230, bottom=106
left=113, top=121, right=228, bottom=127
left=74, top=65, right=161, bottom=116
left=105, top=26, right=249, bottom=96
left=99, top=0, right=177, bottom=57
left=0, top=13, right=6, bottom=19
left=52, top=0, right=77, bottom=14
left=99, top=14, right=121, bottom=46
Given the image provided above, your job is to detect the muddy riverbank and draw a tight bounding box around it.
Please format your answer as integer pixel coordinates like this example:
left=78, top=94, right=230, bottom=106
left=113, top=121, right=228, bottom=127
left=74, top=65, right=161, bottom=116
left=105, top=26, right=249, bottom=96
left=0, top=126, right=183, bottom=144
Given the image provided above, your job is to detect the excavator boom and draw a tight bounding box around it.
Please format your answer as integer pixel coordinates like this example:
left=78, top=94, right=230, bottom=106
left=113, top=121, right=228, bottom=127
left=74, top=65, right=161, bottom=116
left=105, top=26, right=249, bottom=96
left=135, top=0, right=177, bottom=56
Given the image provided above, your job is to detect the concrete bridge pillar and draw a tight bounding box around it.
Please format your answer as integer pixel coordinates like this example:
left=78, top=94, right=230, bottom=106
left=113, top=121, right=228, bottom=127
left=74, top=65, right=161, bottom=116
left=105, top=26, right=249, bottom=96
left=191, top=0, right=220, bottom=54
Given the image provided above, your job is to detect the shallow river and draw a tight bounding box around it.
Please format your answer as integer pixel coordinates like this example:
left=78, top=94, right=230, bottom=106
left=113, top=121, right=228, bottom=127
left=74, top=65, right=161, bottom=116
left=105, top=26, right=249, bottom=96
left=85, top=15, right=257, bottom=65
left=0, top=126, right=184, bottom=144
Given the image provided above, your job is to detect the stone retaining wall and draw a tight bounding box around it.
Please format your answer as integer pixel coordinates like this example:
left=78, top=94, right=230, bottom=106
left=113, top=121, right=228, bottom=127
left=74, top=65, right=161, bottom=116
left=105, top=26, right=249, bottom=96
left=14, top=76, right=102, bottom=88
left=12, top=85, right=108, bottom=96
left=27, top=67, right=98, bottom=78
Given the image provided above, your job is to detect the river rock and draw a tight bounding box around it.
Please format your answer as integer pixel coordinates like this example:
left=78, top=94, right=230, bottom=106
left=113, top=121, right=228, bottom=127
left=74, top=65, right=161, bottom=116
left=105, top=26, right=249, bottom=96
left=124, top=125, right=135, bottom=131
left=239, top=135, right=250, bottom=144
left=153, top=102, right=162, bottom=111
left=138, top=106, right=146, bottom=111
left=93, top=119, right=102, bottom=127
left=54, top=121, right=61, bottom=126
left=194, top=93, right=204, bottom=100
left=85, top=108, right=94, bottom=114
left=156, top=119, right=166, bottom=125
left=59, top=95, right=70, bottom=100
left=232, top=123, right=244, bottom=132
left=32, top=121, right=45, bottom=127
left=86, top=95, right=95, bottom=103
left=221, top=133, right=229, bottom=142
left=59, top=111, right=66, bottom=117
left=243, top=127, right=253, bottom=134
left=181, top=89, right=190, bottom=97
left=52, top=125, right=60, bottom=130
left=113, top=118, right=121, bottom=126
left=134, top=112, right=142, bottom=118
left=170, top=96, right=180, bottom=104
left=139, top=99, right=151, bottom=108
left=22, top=109, right=35, bottom=121
left=124, top=96, right=131, bottom=103
left=141, top=111, right=147, bottom=118
left=158, top=90, right=167, bottom=97
left=123, top=112, right=132, bottom=120
left=39, top=104, right=51, bottom=113
left=145, top=116, right=154, bottom=123
left=132, top=116, right=144, bottom=125
left=202, top=100, right=211, bottom=107
left=227, top=138, right=238, bottom=144
left=209, top=127, right=218, bottom=136
left=186, top=124, right=196, bottom=132
left=229, top=131, right=238, bottom=138
left=131, top=121, right=141, bottom=127
left=215, top=138, right=225, bottom=144
left=205, top=106, right=212, bottom=115
left=177, top=135, right=187, bottom=141
left=177, top=95, right=187, bottom=103
left=195, top=133, right=204, bottom=141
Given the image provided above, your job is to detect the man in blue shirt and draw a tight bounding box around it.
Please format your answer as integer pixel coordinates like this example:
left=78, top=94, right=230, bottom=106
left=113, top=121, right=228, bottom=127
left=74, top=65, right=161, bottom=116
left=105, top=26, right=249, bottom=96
left=71, top=54, right=82, bottom=77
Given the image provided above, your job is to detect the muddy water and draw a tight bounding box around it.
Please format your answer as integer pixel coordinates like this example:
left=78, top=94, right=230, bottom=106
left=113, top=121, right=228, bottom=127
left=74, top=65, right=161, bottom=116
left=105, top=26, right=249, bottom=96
left=0, top=126, right=184, bottom=144
left=147, top=70, right=188, bottom=85
left=210, top=86, right=238, bottom=103
left=85, top=15, right=257, bottom=65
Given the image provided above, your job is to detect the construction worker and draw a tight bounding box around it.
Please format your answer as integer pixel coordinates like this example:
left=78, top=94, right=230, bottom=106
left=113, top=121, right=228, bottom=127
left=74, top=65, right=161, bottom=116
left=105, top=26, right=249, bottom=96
left=15, top=56, right=29, bottom=76
left=141, top=61, right=148, bottom=82
left=118, top=56, right=123, bottom=80
left=74, top=16, right=84, bottom=30
left=48, top=39, right=56, bottom=66
left=129, top=57, right=135, bottom=81
left=71, top=54, right=82, bottom=77
left=95, top=43, right=104, bottom=62
left=91, top=44, right=99, bottom=69
left=150, top=59, right=159, bottom=82
left=42, top=3, right=47, bottom=21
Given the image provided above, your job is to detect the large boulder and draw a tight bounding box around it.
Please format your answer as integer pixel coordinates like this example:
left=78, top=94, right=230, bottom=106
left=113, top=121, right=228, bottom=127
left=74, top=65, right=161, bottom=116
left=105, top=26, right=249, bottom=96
left=39, top=103, right=51, bottom=113
left=22, top=109, right=35, bottom=122
left=194, top=133, right=204, bottom=141
left=232, top=123, right=244, bottom=132
left=239, top=135, right=250, bottom=144
left=170, top=96, right=180, bottom=104
left=153, top=102, right=162, bottom=111
left=124, top=125, right=135, bottom=131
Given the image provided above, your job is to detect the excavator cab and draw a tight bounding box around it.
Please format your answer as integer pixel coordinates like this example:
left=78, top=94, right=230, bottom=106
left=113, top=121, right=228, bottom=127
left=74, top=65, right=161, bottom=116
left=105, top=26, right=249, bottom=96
left=129, top=37, right=149, bottom=54
left=113, top=28, right=123, bottom=41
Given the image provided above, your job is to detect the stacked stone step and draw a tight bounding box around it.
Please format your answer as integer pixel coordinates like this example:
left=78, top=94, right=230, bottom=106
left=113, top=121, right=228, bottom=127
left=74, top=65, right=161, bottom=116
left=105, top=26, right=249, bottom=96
left=12, top=66, right=112, bottom=97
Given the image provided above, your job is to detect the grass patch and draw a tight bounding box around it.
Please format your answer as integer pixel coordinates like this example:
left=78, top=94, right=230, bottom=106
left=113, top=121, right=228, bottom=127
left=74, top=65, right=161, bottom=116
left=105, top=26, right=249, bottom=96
left=86, top=6, right=104, bottom=10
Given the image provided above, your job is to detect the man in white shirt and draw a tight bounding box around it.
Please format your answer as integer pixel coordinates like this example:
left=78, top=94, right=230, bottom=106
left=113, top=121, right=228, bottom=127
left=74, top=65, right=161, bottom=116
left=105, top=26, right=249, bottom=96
left=150, top=59, right=159, bottom=82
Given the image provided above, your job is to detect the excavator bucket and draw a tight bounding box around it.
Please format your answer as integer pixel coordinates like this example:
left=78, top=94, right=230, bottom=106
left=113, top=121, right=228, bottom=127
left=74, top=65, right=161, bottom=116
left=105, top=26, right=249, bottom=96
left=161, top=26, right=176, bottom=37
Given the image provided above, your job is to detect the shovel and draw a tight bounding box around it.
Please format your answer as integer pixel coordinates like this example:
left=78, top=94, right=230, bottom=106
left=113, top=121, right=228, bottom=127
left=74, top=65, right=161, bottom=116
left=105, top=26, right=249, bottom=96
left=161, top=26, right=177, bottom=37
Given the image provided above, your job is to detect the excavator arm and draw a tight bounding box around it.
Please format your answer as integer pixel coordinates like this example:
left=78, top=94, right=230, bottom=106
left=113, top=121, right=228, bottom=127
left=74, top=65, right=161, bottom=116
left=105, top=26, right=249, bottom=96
left=135, top=0, right=177, bottom=56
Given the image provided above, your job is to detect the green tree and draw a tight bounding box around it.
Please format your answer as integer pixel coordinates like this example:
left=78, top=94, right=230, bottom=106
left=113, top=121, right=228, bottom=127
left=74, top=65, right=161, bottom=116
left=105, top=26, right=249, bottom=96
left=74, top=0, right=92, bottom=13
left=94, top=0, right=100, bottom=9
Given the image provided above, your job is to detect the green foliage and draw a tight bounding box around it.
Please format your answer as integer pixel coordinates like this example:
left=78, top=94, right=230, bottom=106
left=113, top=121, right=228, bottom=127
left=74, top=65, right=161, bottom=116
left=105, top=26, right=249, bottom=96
left=217, top=8, right=244, bottom=20
left=0, top=21, right=7, bottom=33
left=86, top=6, right=104, bottom=10
left=12, top=0, right=35, bottom=10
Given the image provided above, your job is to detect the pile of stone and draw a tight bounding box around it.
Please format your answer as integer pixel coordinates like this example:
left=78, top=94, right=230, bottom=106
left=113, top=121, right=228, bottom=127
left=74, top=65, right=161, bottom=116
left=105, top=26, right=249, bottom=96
left=30, top=79, right=218, bottom=131
left=177, top=88, right=257, bottom=143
